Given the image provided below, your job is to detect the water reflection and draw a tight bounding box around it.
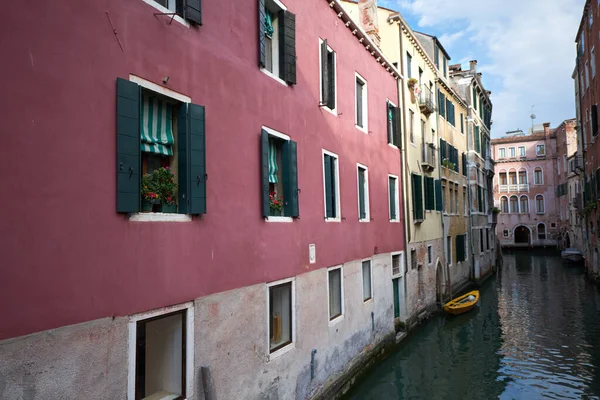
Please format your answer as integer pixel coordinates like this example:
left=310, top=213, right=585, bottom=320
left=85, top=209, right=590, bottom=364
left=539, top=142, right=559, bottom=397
left=345, top=250, right=600, bottom=400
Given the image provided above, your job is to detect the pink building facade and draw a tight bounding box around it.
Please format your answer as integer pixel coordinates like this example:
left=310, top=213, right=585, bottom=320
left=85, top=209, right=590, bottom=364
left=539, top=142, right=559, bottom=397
left=492, top=124, right=559, bottom=247
left=0, top=0, right=405, bottom=398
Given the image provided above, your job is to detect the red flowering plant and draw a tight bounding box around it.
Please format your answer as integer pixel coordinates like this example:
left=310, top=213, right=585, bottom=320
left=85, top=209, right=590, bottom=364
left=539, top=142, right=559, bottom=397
left=141, top=173, right=160, bottom=203
left=141, top=166, right=178, bottom=205
left=269, top=192, right=284, bottom=214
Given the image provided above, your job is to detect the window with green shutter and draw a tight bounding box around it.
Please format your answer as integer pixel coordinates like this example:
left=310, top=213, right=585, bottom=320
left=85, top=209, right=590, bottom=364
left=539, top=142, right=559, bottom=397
left=320, top=39, right=336, bottom=110
left=116, top=77, right=206, bottom=216
left=474, top=125, right=481, bottom=154
left=477, top=186, right=483, bottom=212
left=259, top=0, right=296, bottom=85
left=261, top=129, right=299, bottom=218
left=389, top=176, right=398, bottom=221
left=358, top=166, right=368, bottom=221
left=324, top=152, right=339, bottom=219
left=424, top=177, right=435, bottom=210
left=435, top=179, right=443, bottom=211
left=387, top=102, right=401, bottom=146
left=440, top=138, right=447, bottom=161
left=438, top=90, right=446, bottom=119
left=462, top=153, right=467, bottom=176
left=151, top=0, right=202, bottom=24
left=412, top=173, right=424, bottom=221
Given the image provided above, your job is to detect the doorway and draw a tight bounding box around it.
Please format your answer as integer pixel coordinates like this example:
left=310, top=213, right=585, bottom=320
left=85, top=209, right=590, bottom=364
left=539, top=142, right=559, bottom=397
left=514, top=225, right=530, bottom=244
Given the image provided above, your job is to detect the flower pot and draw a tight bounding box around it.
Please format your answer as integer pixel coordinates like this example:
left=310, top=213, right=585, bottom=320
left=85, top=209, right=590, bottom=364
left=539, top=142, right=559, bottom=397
left=270, top=207, right=282, bottom=216
left=161, top=204, right=177, bottom=213
left=142, top=200, right=153, bottom=212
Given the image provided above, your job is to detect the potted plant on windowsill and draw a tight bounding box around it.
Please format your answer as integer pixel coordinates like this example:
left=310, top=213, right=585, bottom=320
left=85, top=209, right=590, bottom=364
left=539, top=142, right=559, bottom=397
left=269, top=193, right=283, bottom=216
left=141, top=174, right=160, bottom=212
left=153, top=166, right=178, bottom=213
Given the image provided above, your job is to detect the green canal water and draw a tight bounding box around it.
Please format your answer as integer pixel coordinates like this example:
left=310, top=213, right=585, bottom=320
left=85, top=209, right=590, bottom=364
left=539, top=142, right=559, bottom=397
left=346, top=250, right=600, bottom=399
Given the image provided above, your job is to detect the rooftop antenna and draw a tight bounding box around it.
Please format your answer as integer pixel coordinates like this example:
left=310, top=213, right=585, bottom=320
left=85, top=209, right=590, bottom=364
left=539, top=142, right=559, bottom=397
left=530, top=105, right=536, bottom=133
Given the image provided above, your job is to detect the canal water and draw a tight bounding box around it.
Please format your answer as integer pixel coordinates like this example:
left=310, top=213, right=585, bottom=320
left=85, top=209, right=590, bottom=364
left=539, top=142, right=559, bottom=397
left=346, top=250, right=600, bottom=399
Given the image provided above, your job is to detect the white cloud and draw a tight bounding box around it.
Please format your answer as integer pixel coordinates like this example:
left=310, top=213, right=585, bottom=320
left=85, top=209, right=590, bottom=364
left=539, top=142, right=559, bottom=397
left=398, top=0, right=584, bottom=136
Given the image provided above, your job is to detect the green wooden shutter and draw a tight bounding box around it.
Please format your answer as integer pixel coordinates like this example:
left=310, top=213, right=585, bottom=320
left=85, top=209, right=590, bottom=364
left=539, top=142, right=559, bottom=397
left=473, top=86, right=477, bottom=109
left=258, top=0, right=266, bottom=68
left=283, top=140, right=299, bottom=217
left=439, top=91, right=446, bottom=118
left=261, top=130, right=270, bottom=217
left=387, top=103, right=392, bottom=144
left=412, top=174, right=423, bottom=220
left=358, top=169, right=366, bottom=219
left=425, top=177, right=435, bottom=210
left=327, top=51, right=335, bottom=109
left=474, top=125, right=480, bottom=154
left=177, top=105, right=189, bottom=213
left=462, top=153, right=467, bottom=176
left=393, top=106, right=401, bottom=146
left=460, top=113, right=464, bottom=133
left=389, top=177, right=397, bottom=220
left=324, top=155, right=334, bottom=218
left=321, top=40, right=330, bottom=107
left=116, top=78, right=141, bottom=213
left=180, top=0, right=202, bottom=24
left=393, top=278, right=400, bottom=319
left=279, top=10, right=296, bottom=85
left=454, top=148, right=459, bottom=172
left=440, top=138, right=447, bottom=160
left=188, top=103, right=206, bottom=214
left=435, top=179, right=442, bottom=211
left=446, top=98, right=451, bottom=123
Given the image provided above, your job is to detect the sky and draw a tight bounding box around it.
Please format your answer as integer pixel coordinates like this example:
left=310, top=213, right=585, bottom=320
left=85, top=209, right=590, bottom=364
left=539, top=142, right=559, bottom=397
left=378, top=0, right=586, bottom=137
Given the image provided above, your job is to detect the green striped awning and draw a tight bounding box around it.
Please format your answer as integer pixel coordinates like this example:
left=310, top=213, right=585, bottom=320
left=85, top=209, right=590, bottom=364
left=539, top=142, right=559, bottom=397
left=141, top=96, right=174, bottom=156
left=268, top=141, right=278, bottom=183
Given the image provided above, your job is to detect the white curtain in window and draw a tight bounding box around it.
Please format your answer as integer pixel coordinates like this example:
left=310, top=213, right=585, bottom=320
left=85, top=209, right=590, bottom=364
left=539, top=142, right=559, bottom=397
left=329, top=269, right=342, bottom=319
left=362, top=261, right=372, bottom=300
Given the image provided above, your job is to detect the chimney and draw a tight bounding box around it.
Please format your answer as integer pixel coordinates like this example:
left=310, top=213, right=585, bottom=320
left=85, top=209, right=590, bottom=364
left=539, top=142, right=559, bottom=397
left=358, top=0, right=380, bottom=47
left=469, top=60, right=477, bottom=72
left=543, top=122, right=551, bottom=139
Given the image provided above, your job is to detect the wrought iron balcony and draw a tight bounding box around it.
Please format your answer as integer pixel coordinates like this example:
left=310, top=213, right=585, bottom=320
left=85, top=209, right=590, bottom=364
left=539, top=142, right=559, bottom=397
left=418, top=85, right=435, bottom=117
left=421, top=142, right=436, bottom=171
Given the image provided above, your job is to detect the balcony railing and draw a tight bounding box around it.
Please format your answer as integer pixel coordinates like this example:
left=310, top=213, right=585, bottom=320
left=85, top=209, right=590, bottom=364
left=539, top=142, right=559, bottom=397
left=498, top=183, right=529, bottom=193
left=418, top=85, right=435, bottom=116
left=421, top=142, right=436, bottom=171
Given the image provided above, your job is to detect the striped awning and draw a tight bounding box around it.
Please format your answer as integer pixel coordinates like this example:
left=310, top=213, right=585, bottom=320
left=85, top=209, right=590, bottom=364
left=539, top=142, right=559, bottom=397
left=268, top=141, right=278, bottom=183
left=141, top=96, right=174, bottom=156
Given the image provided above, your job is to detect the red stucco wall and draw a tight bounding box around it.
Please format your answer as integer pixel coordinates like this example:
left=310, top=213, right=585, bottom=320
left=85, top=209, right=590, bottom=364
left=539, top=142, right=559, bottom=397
left=0, top=0, right=404, bottom=339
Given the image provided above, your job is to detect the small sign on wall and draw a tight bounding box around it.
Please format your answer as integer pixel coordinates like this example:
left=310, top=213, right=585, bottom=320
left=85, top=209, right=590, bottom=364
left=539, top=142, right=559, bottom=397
left=309, top=244, right=316, bottom=264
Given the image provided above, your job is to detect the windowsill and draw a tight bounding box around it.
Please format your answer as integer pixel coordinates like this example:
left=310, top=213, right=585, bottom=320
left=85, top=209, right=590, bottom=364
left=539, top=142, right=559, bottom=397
left=265, top=216, right=294, bottom=223
left=388, top=143, right=399, bottom=150
left=260, top=68, right=289, bottom=87
left=267, top=342, right=295, bottom=362
left=363, top=298, right=374, bottom=305
left=390, top=219, right=400, bottom=223
left=140, top=0, right=190, bottom=27
left=355, top=124, right=368, bottom=134
left=359, top=218, right=370, bottom=223
left=410, top=142, right=417, bottom=148
left=329, top=315, right=344, bottom=327
left=129, top=213, right=192, bottom=222
left=325, top=217, right=341, bottom=223
left=320, top=105, right=338, bottom=116
left=536, top=212, right=545, bottom=215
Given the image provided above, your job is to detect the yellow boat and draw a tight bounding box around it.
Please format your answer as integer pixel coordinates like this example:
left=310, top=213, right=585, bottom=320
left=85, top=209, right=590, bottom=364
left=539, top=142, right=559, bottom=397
left=443, top=290, right=479, bottom=315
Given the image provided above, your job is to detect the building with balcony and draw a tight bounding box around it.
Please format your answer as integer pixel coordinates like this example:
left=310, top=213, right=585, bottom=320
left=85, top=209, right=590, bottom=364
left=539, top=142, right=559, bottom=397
left=0, top=0, right=406, bottom=398
left=492, top=124, right=559, bottom=247
left=574, top=0, right=600, bottom=281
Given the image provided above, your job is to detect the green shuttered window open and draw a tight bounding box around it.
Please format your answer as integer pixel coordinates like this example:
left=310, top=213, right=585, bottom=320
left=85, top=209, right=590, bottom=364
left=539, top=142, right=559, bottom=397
left=412, top=173, right=424, bottom=221
left=435, top=179, right=443, bottom=211
left=258, top=0, right=296, bottom=85
left=424, top=177, right=435, bottom=210
left=389, top=177, right=397, bottom=220
left=324, top=154, right=337, bottom=218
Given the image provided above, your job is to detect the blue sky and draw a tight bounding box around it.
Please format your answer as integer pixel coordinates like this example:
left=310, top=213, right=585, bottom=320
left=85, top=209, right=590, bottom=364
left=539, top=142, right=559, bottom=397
left=378, top=0, right=585, bottom=137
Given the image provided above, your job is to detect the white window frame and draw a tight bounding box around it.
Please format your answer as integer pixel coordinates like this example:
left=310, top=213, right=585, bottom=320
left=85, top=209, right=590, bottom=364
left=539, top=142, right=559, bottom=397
left=427, top=245, right=433, bottom=266
left=357, top=163, right=370, bottom=222
left=518, top=146, right=525, bottom=157
left=141, top=0, right=190, bottom=27
left=262, top=126, right=294, bottom=223
left=534, top=168, right=544, bottom=185
left=387, top=99, right=399, bottom=149
left=520, top=195, right=529, bottom=213
left=327, top=265, right=344, bottom=325
left=586, top=60, right=591, bottom=89
left=388, top=174, right=400, bottom=222
left=318, top=38, right=337, bottom=115
left=536, top=195, right=545, bottom=214
left=259, top=0, right=289, bottom=87
left=127, top=302, right=195, bottom=400
left=509, top=147, right=516, bottom=158
left=537, top=223, right=547, bottom=240
left=536, top=144, right=545, bottom=156
left=499, top=148, right=506, bottom=159
left=322, top=149, right=341, bottom=222
left=266, top=277, right=296, bottom=361
left=509, top=195, right=519, bottom=213
left=361, top=258, right=374, bottom=302
left=355, top=72, right=368, bottom=133
left=391, top=251, right=404, bottom=278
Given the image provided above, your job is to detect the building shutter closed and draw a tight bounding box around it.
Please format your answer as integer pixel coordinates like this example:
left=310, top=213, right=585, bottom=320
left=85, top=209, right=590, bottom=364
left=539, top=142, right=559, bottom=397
left=116, top=78, right=141, bottom=213
left=425, top=176, right=435, bottom=210
left=178, top=0, right=202, bottom=25
left=412, top=174, right=424, bottom=221
left=258, top=0, right=266, bottom=68
left=435, top=179, right=443, bottom=211
left=186, top=103, right=207, bottom=215
left=279, top=10, right=296, bottom=85
left=283, top=140, right=299, bottom=217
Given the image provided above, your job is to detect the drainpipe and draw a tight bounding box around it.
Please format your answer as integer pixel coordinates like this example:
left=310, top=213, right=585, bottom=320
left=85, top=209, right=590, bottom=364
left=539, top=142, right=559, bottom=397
left=466, top=89, right=475, bottom=281
left=397, top=20, right=411, bottom=321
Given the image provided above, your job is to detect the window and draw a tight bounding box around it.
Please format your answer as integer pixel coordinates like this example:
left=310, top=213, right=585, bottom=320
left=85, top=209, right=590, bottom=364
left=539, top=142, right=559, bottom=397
left=389, top=175, right=400, bottom=222
left=564, top=155, right=567, bottom=173
left=479, top=229, right=484, bottom=254
left=447, top=236, right=452, bottom=265
left=427, top=245, right=433, bottom=265
left=387, top=101, right=401, bottom=146
left=503, top=229, right=509, bottom=237
left=486, top=228, right=490, bottom=250
left=410, top=248, right=417, bottom=270
left=424, top=176, right=435, bottom=211
left=262, top=128, right=299, bottom=219
left=460, top=113, right=464, bottom=134
left=357, top=165, right=369, bottom=221
left=355, top=73, right=368, bottom=131
left=259, top=0, right=296, bottom=85
left=412, top=173, right=424, bottom=221
left=509, top=171, right=517, bottom=185
left=442, top=181, right=447, bottom=213
left=500, top=196, right=508, bottom=213
left=319, top=39, right=336, bottom=111
left=116, top=77, right=206, bottom=217
left=391, top=253, right=403, bottom=277
left=323, top=151, right=340, bottom=221
left=519, top=146, right=525, bottom=157
left=328, top=267, right=343, bottom=321
left=456, top=234, right=467, bottom=262
left=448, top=185, right=454, bottom=214
left=269, top=281, right=293, bottom=352
left=520, top=196, right=529, bottom=213
left=586, top=61, right=591, bottom=89
left=409, top=110, right=415, bottom=144
left=362, top=260, right=372, bottom=301
left=455, top=183, right=459, bottom=215
left=131, top=303, right=193, bottom=400
left=536, top=195, right=545, bottom=213
left=518, top=169, right=527, bottom=184
left=590, top=10, right=594, bottom=27
left=499, top=171, right=507, bottom=185
left=434, top=47, right=440, bottom=68
left=534, top=168, right=543, bottom=184
left=406, top=52, right=412, bottom=78
left=509, top=147, right=516, bottom=158
left=593, top=47, right=597, bottom=78
left=510, top=195, right=518, bottom=213
left=538, top=223, right=546, bottom=240
left=443, top=56, right=447, bottom=79
left=499, top=148, right=506, bottom=159
left=463, top=187, right=468, bottom=215
left=149, top=0, right=202, bottom=25
left=558, top=159, right=561, bottom=175
left=536, top=145, right=545, bottom=156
